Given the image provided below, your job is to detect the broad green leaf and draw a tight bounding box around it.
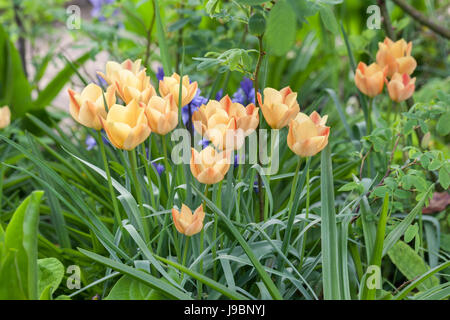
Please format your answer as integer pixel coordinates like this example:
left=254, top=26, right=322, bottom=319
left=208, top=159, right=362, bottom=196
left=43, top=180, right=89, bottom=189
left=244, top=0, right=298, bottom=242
left=0, top=25, right=33, bottom=118
left=38, top=258, right=65, bottom=299
left=0, top=191, right=44, bottom=300
left=34, top=51, right=91, bottom=109
left=319, top=5, right=339, bottom=35
left=320, top=144, right=342, bottom=300
left=78, top=249, right=192, bottom=300
left=105, top=275, right=165, bottom=300
left=388, top=241, right=439, bottom=291
left=436, top=111, right=450, bottom=136
left=265, top=0, right=297, bottom=56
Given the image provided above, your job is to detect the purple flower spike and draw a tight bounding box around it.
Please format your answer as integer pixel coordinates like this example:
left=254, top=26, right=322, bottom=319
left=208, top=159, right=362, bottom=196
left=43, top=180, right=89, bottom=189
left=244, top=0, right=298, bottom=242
left=152, top=162, right=165, bottom=175
left=156, top=66, right=165, bottom=81
left=215, top=89, right=224, bottom=100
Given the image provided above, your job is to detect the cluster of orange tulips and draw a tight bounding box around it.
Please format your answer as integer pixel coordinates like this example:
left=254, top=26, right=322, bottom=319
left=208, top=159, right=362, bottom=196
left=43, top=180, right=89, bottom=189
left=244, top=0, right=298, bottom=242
left=68, top=58, right=331, bottom=236
left=354, top=37, right=417, bottom=102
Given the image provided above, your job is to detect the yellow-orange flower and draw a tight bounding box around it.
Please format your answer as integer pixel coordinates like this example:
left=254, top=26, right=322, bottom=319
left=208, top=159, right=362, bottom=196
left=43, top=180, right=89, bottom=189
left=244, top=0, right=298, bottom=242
left=287, top=111, right=330, bottom=157
left=376, top=37, right=417, bottom=78
left=144, top=94, right=178, bottom=135
left=100, top=99, right=150, bottom=150
left=159, top=73, right=198, bottom=106
left=387, top=73, right=416, bottom=102
left=354, top=62, right=388, bottom=97
left=192, top=95, right=259, bottom=150
left=0, top=105, right=11, bottom=129
left=172, top=204, right=205, bottom=236
left=257, top=86, right=299, bottom=129
left=68, top=84, right=115, bottom=130
left=190, top=146, right=231, bottom=184
left=97, top=59, right=156, bottom=104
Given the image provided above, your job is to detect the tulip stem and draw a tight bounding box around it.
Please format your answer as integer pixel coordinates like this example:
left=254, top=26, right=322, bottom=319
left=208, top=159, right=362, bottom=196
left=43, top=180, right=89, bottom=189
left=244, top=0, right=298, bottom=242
left=198, top=184, right=208, bottom=299
left=180, top=236, right=190, bottom=282
left=299, top=160, right=310, bottom=269
left=98, top=131, right=122, bottom=229
left=212, top=181, right=222, bottom=279
left=278, top=156, right=302, bottom=278
left=129, top=149, right=150, bottom=242
left=140, top=143, right=157, bottom=223
left=235, top=148, right=244, bottom=223
left=253, top=34, right=266, bottom=223
left=161, top=135, right=171, bottom=196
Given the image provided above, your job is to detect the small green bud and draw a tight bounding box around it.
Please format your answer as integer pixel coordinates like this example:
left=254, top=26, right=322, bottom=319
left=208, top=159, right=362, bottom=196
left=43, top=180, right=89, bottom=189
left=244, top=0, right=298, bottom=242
left=248, top=13, right=266, bottom=36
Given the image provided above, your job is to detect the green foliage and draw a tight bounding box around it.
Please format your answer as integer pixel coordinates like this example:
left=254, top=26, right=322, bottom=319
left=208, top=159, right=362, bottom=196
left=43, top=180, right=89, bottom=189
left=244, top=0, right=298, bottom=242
left=0, top=191, right=43, bottom=300
left=388, top=241, right=439, bottom=291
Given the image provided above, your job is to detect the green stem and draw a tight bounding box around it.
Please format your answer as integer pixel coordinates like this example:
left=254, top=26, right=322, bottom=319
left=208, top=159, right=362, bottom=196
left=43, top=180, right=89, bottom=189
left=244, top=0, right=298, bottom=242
left=235, top=148, right=244, bottom=223
left=280, top=157, right=302, bottom=265
left=198, top=185, right=208, bottom=299
left=161, top=135, right=171, bottom=195
left=212, top=182, right=222, bottom=279
left=140, top=143, right=156, bottom=212
left=98, top=131, right=121, bottom=228
left=180, top=236, right=190, bottom=282
left=129, top=149, right=150, bottom=242
left=299, top=161, right=310, bottom=268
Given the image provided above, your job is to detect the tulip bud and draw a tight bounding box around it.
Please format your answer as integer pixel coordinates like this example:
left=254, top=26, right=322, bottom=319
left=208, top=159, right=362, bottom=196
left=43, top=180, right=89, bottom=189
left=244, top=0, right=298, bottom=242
left=249, top=12, right=266, bottom=36
left=376, top=37, right=417, bottom=78
left=257, top=86, right=299, bottom=129
left=172, top=204, right=205, bottom=236
left=144, top=94, right=178, bottom=135
left=192, top=95, right=259, bottom=150
left=190, top=146, right=231, bottom=184
left=100, top=99, right=151, bottom=150
left=354, top=62, right=387, bottom=98
left=386, top=73, right=416, bottom=102
left=287, top=111, right=330, bottom=157
left=0, top=105, right=11, bottom=129
left=159, top=73, right=198, bottom=107
left=68, top=84, right=115, bottom=130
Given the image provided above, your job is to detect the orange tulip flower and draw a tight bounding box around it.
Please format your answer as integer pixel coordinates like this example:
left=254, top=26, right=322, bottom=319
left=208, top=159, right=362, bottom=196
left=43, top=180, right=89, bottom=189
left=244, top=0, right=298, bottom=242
left=192, top=95, right=259, bottom=150
left=354, top=62, right=388, bottom=97
left=386, top=73, right=416, bottom=102
left=190, top=146, right=231, bottom=184
left=376, top=37, right=417, bottom=78
left=159, top=73, right=198, bottom=107
left=100, top=99, right=151, bottom=150
left=172, top=204, right=205, bottom=236
left=287, top=111, right=330, bottom=157
left=144, top=94, right=178, bottom=135
left=257, top=86, right=300, bottom=129
left=68, top=84, right=115, bottom=130
left=0, top=105, right=11, bottom=129
left=97, top=59, right=156, bottom=104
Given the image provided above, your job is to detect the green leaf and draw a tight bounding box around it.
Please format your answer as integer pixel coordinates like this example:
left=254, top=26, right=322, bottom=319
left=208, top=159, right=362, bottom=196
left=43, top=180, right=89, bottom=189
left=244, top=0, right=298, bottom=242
left=393, top=261, right=450, bottom=299
left=320, top=144, right=342, bottom=300
left=0, top=25, right=33, bottom=118
left=265, top=0, right=297, bottom=56
left=34, top=52, right=91, bottom=109
left=38, top=258, right=65, bottom=300
left=78, top=248, right=192, bottom=300
left=438, top=167, right=450, bottom=190
left=0, top=191, right=44, bottom=300
left=383, top=185, right=433, bottom=256
left=319, top=5, right=339, bottom=35
left=388, top=241, right=439, bottom=291
left=404, top=223, right=419, bottom=243
left=436, top=111, right=450, bottom=136
left=236, top=0, right=269, bottom=5
left=154, top=0, right=171, bottom=74
left=105, top=275, right=165, bottom=300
